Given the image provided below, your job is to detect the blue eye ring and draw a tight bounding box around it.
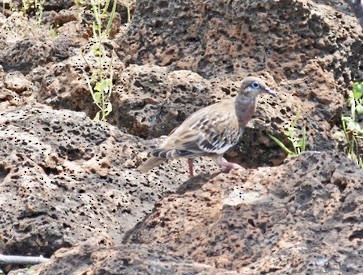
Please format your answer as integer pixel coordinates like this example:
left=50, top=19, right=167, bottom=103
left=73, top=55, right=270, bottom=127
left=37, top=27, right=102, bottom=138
left=251, top=81, right=260, bottom=89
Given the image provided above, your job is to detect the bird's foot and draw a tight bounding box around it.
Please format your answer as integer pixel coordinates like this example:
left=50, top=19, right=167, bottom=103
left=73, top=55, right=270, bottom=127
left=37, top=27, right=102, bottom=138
left=219, top=162, right=243, bottom=172
left=188, top=159, right=194, bottom=177
left=213, top=155, right=244, bottom=173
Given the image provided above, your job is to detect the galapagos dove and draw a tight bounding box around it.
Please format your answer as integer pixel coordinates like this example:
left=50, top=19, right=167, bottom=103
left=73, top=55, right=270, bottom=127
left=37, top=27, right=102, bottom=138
left=138, top=76, right=276, bottom=176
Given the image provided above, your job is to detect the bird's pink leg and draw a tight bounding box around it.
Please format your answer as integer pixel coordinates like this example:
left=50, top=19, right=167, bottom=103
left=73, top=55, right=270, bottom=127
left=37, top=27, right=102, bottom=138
left=213, top=155, right=243, bottom=172
left=188, top=159, right=194, bottom=177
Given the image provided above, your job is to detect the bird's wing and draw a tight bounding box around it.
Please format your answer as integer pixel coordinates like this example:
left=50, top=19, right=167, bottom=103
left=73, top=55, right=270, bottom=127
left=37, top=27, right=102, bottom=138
left=151, top=102, right=242, bottom=159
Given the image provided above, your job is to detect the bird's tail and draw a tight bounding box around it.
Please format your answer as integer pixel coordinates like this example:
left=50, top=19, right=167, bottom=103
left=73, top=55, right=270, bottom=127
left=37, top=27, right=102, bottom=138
left=137, top=157, right=166, bottom=173
left=137, top=148, right=197, bottom=173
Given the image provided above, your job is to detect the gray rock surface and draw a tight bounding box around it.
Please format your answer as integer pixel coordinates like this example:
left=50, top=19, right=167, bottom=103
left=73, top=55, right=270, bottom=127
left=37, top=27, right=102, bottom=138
left=126, top=151, right=363, bottom=273
left=0, top=0, right=362, bottom=274
left=8, top=151, right=363, bottom=274
left=11, top=244, right=238, bottom=275
left=0, top=105, right=202, bottom=257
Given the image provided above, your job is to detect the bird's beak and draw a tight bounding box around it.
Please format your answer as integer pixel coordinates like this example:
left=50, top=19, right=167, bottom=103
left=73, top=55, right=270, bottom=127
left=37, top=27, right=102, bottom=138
left=264, top=87, right=277, bottom=97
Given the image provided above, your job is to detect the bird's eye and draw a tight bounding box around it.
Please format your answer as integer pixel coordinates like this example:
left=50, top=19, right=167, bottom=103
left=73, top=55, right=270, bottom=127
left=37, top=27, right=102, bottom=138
left=251, top=81, right=260, bottom=89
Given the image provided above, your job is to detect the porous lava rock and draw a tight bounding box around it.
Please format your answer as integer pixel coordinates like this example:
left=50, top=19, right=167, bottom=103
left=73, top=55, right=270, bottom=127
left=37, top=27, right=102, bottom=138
left=9, top=151, right=363, bottom=274
left=10, top=244, right=238, bottom=275
left=0, top=105, right=216, bottom=264
left=117, top=0, right=362, bottom=82
left=113, top=0, right=362, bottom=166
left=118, top=151, right=363, bottom=274
left=0, top=0, right=362, bottom=274
left=1, top=0, right=361, bottom=168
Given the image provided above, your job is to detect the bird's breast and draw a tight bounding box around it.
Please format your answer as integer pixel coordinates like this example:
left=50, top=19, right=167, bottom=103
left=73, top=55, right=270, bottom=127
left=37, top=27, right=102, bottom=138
left=235, top=100, right=257, bottom=127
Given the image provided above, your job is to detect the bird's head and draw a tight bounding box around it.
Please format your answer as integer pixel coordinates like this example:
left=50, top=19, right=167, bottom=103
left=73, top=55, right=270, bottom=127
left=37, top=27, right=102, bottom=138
left=239, top=77, right=276, bottom=98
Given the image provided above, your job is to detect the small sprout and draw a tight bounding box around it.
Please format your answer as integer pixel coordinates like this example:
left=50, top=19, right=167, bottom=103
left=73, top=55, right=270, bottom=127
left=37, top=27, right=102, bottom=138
left=269, top=108, right=307, bottom=157
left=342, top=81, right=363, bottom=169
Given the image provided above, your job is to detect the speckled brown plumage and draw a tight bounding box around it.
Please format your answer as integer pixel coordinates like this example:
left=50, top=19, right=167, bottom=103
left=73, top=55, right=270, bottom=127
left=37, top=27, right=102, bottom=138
left=138, top=76, right=276, bottom=176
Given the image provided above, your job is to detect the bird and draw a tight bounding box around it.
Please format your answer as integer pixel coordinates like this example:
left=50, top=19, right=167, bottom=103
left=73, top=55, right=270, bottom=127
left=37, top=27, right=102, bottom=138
left=137, top=76, right=276, bottom=176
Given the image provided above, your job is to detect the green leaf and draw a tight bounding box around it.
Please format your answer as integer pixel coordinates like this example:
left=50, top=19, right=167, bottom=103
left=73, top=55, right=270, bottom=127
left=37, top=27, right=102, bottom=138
left=353, top=82, right=363, bottom=100
left=105, top=102, right=112, bottom=114
left=346, top=120, right=361, bottom=132
left=101, top=79, right=112, bottom=92
left=356, top=104, right=363, bottom=115
left=342, top=116, right=352, bottom=123
left=89, top=71, right=98, bottom=84
left=268, top=133, right=296, bottom=156
left=94, top=112, right=100, bottom=121
left=93, top=91, right=101, bottom=103
left=94, top=82, right=104, bottom=93
left=283, top=125, right=292, bottom=138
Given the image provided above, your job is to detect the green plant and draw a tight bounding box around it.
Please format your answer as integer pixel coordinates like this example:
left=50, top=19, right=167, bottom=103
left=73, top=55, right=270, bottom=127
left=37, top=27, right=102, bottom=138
left=91, top=0, right=117, bottom=41
left=84, top=63, right=114, bottom=122
left=21, top=0, right=31, bottom=13
left=83, top=0, right=117, bottom=122
left=49, top=23, right=60, bottom=38
left=126, top=0, right=131, bottom=23
left=341, top=81, right=363, bottom=168
left=21, top=0, right=44, bottom=23
left=72, top=0, right=86, bottom=21
left=268, top=109, right=307, bottom=157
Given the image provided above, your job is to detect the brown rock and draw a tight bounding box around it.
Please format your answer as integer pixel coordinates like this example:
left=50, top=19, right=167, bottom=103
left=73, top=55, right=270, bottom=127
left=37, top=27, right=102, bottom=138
left=8, top=151, right=363, bottom=274
left=9, top=244, right=238, bottom=275
left=0, top=37, right=53, bottom=74
left=112, top=0, right=362, bottom=166
left=116, top=0, right=362, bottom=81
left=4, top=72, right=33, bottom=93
left=0, top=0, right=362, bottom=274
left=0, top=0, right=358, bottom=168
left=0, top=105, right=200, bottom=261
left=124, top=151, right=363, bottom=273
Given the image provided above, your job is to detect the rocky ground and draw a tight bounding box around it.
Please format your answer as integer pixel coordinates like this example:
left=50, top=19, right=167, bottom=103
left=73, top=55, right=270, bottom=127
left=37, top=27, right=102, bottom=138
left=0, top=0, right=362, bottom=274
